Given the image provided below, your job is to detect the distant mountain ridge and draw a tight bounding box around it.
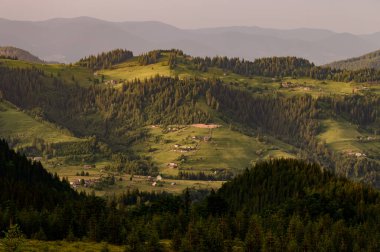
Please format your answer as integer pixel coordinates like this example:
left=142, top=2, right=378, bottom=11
left=327, top=49, right=380, bottom=70
left=0, top=46, right=44, bottom=63
left=0, top=16, right=379, bottom=64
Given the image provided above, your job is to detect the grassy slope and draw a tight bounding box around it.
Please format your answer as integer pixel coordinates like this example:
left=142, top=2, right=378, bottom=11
left=99, top=53, right=380, bottom=96
left=132, top=125, right=295, bottom=176
left=0, top=59, right=95, bottom=87
left=318, top=118, right=380, bottom=160
left=1, top=56, right=380, bottom=193
left=100, top=56, right=172, bottom=83
left=0, top=101, right=82, bottom=149
left=0, top=240, right=125, bottom=252
left=0, top=239, right=174, bottom=252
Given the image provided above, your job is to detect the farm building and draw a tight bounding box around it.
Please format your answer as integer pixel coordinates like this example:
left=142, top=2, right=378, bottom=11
left=168, top=163, right=178, bottom=168
left=203, top=136, right=211, bottom=142
left=281, top=82, right=293, bottom=88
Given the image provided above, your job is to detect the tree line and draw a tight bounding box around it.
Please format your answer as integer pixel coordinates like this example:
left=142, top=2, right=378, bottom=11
left=167, top=52, right=380, bottom=82
left=138, top=50, right=162, bottom=65
left=77, top=49, right=133, bottom=70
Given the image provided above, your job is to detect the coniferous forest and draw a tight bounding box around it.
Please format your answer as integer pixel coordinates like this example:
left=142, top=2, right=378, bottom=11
left=1, top=140, right=380, bottom=251
left=0, top=61, right=379, bottom=184
left=1, top=47, right=380, bottom=251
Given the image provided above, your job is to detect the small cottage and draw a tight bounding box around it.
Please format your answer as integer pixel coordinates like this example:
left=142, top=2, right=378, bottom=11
left=168, top=163, right=178, bottom=168
left=203, top=136, right=211, bottom=142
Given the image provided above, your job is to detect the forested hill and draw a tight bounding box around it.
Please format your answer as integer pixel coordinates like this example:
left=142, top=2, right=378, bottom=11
left=1, top=142, right=380, bottom=251
left=0, top=59, right=380, bottom=185
left=327, top=49, right=380, bottom=71
left=203, top=159, right=380, bottom=251
left=77, top=49, right=133, bottom=70
left=77, top=49, right=380, bottom=82
left=217, top=159, right=380, bottom=216
left=0, top=46, right=44, bottom=63
left=0, top=139, right=77, bottom=210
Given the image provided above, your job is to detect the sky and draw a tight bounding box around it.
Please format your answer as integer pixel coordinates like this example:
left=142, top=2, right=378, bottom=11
left=1, top=0, right=380, bottom=34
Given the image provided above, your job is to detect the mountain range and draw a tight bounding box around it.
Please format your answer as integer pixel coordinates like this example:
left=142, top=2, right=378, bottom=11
left=1, top=16, right=379, bottom=64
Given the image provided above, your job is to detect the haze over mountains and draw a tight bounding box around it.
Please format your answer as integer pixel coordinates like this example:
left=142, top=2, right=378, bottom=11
left=1, top=16, right=379, bottom=64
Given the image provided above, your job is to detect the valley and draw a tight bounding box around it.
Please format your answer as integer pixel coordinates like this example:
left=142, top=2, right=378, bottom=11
left=2, top=2, right=380, bottom=250
left=1, top=49, right=380, bottom=194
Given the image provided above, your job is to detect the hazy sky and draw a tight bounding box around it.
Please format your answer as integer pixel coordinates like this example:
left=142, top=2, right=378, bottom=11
left=1, top=0, right=380, bottom=34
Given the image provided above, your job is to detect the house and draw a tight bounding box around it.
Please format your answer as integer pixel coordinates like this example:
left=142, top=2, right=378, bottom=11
left=281, top=82, right=293, bottom=88
left=347, top=151, right=367, bottom=158
left=106, top=80, right=118, bottom=85
left=156, top=175, right=163, bottom=181
left=203, top=136, right=211, bottom=142
left=168, top=163, right=178, bottom=168
left=355, top=152, right=367, bottom=157
left=184, top=146, right=195, bottom=150
left=33, top=157, right=43, bottom=162
left=152, top=182, right=157, bottom=187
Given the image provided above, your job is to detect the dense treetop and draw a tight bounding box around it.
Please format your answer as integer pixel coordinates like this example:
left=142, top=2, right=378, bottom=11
left=328, top=49, right=380, bottom=71
left=1, top=141, right=380, bottom=251
left=77, top=49, right=133, bottom=70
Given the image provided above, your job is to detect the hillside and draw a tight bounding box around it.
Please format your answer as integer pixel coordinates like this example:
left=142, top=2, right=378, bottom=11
left=0, top=100, right=81, bottom=149
left=1, top=17, right=380, bottom=64
left=0, top=46, right=44, bottom=63
left=327, top=49, right=380, bottom=70
left=0, top=49, right=380, bottom=193
left=2, top=149, right=380, bottom=251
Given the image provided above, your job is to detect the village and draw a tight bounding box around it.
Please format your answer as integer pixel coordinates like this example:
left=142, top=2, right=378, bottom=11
left=280, top=81, right=314, bottom=91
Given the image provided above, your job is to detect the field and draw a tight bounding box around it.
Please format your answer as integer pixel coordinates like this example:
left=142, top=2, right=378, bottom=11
left=0, top=240, right=124, bottom=252
left=131, top=124, right=295, bottom=176
left=318, top=119, right=363, bottom=152
left=0, top=58, right=95, bottom=87
left=0, top=239, right=175, bottom=252
left=41, top=123, right=294, bottom=196
left=98, top=53, right=380, bottom=98
left=100, top=57, right=172, bottom=83
left=0, top=101, right=82, bottom=149
left=43, top=159, right=222, bottom=196
left=318, top=118, right=380, bottom=161
left=1, top=56, right=380, bottom=194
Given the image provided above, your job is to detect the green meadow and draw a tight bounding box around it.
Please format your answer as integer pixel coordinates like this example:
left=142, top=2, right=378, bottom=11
left=0, top=101, right=82, bottom=149
left=131, top=125, right=295, bottom=176
left=1, top=55, right=379, bottom=194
